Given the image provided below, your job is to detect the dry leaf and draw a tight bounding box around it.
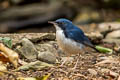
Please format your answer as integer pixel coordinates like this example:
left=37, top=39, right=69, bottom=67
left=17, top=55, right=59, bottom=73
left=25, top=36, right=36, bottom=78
left=0, top=52, right=9, bottom=63
left=0, top=61, right=7, bottom=76
left=0, top=43, right=19, bottom=68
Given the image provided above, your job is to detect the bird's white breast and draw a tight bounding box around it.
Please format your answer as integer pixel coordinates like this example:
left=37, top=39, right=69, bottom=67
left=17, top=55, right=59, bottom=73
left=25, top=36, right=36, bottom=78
left=56, top=28, right=84, bottom=56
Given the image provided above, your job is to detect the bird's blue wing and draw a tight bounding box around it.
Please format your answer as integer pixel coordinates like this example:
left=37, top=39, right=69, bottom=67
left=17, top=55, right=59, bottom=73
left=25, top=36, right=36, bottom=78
left=64, top=27, right=94, bottom=47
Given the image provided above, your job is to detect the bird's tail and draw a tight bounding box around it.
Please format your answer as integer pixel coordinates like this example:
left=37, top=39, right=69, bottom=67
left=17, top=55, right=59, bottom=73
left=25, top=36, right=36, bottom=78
left=88, top=45, right=101, bottom=52
left=83, top=42, right=100, bottom=52
left=92, top=46, right=100, bottom=52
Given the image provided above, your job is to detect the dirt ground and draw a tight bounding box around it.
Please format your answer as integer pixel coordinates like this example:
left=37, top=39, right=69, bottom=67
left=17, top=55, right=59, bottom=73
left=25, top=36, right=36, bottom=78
left=0, top=33, right=120, bottom=80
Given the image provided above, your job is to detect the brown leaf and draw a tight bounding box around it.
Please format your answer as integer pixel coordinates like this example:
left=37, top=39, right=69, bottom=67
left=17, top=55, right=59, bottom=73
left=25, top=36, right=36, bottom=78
left=0, top=43, right=19, bottom=68
left=0, top=52, right=9, bottom=63
left=0, top=61, right=7, bottom=76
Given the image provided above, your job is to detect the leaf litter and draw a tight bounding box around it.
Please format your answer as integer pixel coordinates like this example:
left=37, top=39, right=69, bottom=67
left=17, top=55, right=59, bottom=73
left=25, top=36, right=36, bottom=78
left=0, top=33, right=120, bottom=80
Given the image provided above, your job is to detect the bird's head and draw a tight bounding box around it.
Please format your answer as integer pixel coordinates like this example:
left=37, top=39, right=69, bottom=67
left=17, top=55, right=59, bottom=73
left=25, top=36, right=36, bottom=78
left=48, top=18, right=73, bottom=30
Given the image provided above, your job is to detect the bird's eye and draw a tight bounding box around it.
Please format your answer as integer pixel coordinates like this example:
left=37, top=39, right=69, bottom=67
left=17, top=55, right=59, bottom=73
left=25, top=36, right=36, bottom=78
left=57, top=22, right=63, bottom=25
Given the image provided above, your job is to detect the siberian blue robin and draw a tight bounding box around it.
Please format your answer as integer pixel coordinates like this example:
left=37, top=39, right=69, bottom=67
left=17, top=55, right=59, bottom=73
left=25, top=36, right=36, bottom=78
left=49, top=18, right=98, bottom=68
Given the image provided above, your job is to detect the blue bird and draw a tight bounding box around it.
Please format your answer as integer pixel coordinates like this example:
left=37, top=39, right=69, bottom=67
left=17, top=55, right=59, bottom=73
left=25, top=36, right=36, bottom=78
left=48, top=18, right=98, bottom=68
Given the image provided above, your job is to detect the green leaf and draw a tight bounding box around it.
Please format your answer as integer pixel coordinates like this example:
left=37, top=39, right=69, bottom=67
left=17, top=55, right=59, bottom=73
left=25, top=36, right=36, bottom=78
left=0, top=37, right=12, bottom=48
left=95, top=46, right=113, bottom=54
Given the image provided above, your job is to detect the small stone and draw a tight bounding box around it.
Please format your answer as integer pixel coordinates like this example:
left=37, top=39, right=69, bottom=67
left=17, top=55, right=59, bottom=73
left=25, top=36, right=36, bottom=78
left=36, top=43, right=56, bottom=53
left=88, top=69, right=97, bottom=75
left=106, top=30, right=120, bottom=39
left=61, top=57, right=74, bottom=63
left=103, top=39, right=120, bottom=44
left=36, top=43, right=57, bottom=63
left=19, top=38, right=39, bottom=60
left=85, top=32, right=103, bottom=40
left=98, top=22, right=120, bottom=32
left=38, top=51, right=56, bottom=64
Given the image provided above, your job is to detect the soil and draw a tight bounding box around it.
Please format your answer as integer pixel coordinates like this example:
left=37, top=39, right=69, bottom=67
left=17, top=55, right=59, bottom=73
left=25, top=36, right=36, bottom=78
left=0, top=33, right=120, bottom=80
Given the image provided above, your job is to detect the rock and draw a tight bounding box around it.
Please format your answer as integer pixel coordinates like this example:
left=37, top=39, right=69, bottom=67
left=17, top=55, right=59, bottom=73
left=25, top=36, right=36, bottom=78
left=88, top=69, right=97, bottom=75
left=106, top=30, right=120, bottom=39
left=0, top=33, right=55, bottom=46
left=17, top=61, right=53, bottom=71
left=98, top=22, right=120, bottom=32
left=36, top=43, right=57, bottom=64
left=61, top=57, right=74, bottom=63
left=36, top=43, right=56, bottom=53
left=103, top=39, right=120, bottom=44
left=38, top=51, right=56, bottom=64
left=85, top=32, right=103, bottom=40
left=19, top=38, right=39, bottom=60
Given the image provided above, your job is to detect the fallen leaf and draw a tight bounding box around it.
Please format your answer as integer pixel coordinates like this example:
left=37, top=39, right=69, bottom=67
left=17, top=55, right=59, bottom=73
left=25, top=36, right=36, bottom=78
left=0, top=52, right=9, bottom=63
left=0, top=61, right=7, bottom=76
left=95, top=46, right=113, bottom=54
left=0, top=37, right=12, bottom=48
left=0, top=43, right=19, bottom=68
left=17, top=61, right=53, bottom=71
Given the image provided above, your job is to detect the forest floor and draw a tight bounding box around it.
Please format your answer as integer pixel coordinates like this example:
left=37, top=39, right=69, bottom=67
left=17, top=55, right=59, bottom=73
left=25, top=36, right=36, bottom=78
left=0, top=33, right=120, bottom=80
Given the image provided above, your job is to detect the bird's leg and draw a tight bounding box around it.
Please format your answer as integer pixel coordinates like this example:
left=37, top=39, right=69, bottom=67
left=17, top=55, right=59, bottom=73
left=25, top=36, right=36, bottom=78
left=72, top=53, right=80, bottom=69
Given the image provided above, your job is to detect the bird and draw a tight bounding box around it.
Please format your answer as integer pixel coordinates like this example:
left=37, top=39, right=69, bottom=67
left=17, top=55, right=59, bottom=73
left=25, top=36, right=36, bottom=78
left=48, top=18, right=98, bottom=68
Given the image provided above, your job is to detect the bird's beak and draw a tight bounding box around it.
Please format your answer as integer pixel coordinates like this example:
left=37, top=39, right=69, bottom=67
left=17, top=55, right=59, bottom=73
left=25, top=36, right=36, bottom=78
left=48, top=21, right=57, bottom=25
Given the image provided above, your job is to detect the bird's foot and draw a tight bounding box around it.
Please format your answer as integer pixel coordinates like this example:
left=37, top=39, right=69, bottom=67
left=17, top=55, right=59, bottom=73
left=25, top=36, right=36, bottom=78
left=72, top=58, right=79, bottom=70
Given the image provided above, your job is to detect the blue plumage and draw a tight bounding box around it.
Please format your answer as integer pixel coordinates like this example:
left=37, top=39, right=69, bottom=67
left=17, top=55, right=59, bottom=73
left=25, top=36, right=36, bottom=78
left=55, top=18, right=94, bottom=48
left=49, top=18, right=98, bottom=67
left=49, top=18, right=98, bottom=53
left=65, top=27, right=93, bottom=47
